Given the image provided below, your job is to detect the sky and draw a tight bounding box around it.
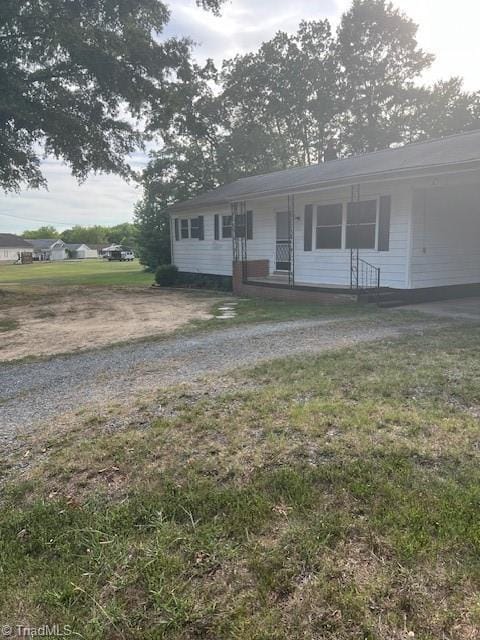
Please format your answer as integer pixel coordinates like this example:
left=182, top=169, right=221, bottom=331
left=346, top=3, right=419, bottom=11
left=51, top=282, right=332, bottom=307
left=2, top=0, right=480, bottom=234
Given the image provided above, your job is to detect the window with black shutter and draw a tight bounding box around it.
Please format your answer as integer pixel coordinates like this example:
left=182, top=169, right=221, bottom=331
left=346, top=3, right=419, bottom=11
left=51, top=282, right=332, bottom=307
left=180, top=219, right=189, bottom=239
left=346, top=200, right=377, bottom=249
left=214, top=214, right=220, bottom=240
left=190, top=217, right=200, bottom=239
left=222, top=215, right=232, bottom=238
left=235, top=213, right=246, bottom=238
left=316, top=204, right=343, bottom=249
left=174, top=219, right=179, bottom=241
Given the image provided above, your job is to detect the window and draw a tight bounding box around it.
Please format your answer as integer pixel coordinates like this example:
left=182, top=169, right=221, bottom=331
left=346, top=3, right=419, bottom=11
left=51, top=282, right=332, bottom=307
left=222, top=215, right=232, bottom=238
left=180, top=218, right=189, bottom=239
left=346, top=200, right=377, bottom=249
left=235, top=213, right=246, bottom=238
left=190, top=217, right=200, bottom=239
left=316, top=204, right=343, bottom=249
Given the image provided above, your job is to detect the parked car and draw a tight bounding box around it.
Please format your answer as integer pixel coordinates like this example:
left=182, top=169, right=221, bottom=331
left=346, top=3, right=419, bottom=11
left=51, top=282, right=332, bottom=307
left=108, top=249, right=135, bottom=262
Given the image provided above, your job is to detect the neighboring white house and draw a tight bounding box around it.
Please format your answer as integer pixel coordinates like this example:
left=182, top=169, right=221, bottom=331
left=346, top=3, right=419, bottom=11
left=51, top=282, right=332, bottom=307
left=0, top=234, right=34, bottom=262
left=167, top=130, right=480, bottom=301
left=64, top=243, right=99, bottom=259
left=25, top=239, right=98, bottom=260
left=26, top=238, right=68, bottom=261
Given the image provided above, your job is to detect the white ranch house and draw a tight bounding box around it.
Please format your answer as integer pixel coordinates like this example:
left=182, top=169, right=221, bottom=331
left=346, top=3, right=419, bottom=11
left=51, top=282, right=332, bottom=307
left=0, top=234, right=34, bottom=262
left=168, top=130, right=480, bottom=304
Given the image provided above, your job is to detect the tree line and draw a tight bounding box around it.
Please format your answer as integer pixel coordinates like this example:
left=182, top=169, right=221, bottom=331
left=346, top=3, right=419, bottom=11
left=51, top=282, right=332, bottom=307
left=135, top=0, right=480, bottom=269
left=21, top=223, right=137, bottom=249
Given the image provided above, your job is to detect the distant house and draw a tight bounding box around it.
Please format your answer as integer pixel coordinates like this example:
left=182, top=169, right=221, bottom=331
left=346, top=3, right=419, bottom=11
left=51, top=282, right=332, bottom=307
left=64, top=243, right=98, bottom=259
left=88, top=243, right=110, bottom=257
left=26, top=238, right=67, bottom=261
left=0, top=234, right=34, bottom=262
left=168, top=130, right=480, bottom=303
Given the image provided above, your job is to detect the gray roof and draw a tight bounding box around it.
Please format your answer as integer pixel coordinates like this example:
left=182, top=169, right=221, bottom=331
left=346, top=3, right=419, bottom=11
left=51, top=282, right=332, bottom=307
left=169, top=129, right=480, bottom=212
left=26, top=238, right=63, bottom=250
left=64, top=243, right=82, bottom=250
left=0, top=233, right=33, bottom=249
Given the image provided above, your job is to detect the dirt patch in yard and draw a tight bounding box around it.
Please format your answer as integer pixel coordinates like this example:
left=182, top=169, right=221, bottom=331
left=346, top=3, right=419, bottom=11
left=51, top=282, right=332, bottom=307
left=0, top=287, right=218, bottom=361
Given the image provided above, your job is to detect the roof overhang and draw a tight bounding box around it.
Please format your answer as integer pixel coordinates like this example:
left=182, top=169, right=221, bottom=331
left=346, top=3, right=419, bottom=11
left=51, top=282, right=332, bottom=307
left=167, top=159, right=480, bottom=215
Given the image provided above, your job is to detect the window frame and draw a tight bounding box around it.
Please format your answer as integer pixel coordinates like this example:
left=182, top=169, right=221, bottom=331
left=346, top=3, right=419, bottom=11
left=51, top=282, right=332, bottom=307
left=310, top=196, right=382, bottom=252
left=221, top=215, right=232, bottom=239
left=345, top=199, right=379, bottom=251
left=190, top=216, right=200, bottom=239
left=315, top=202, right=344, bottom=250
left=180, top=218, right=189, bottom=240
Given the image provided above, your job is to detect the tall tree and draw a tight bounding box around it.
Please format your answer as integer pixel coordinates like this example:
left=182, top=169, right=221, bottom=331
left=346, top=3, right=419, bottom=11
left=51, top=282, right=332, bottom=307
left=222, top=20, right=338, bottom=170
left=134, top=60, right=234, bottom=270
left=0, top=0, right=224, bottom=192
left=336, top=0, right=434, bottom=152
left=412, top=78, right=480, bottom=141
left=134, top=198, right=170, bottom=270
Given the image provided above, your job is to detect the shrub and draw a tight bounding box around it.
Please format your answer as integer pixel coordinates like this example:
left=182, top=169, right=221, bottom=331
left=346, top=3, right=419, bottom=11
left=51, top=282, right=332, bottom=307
left=178, top=272, right=232, bottom=291
left=155, top=264, right=179, bottom=286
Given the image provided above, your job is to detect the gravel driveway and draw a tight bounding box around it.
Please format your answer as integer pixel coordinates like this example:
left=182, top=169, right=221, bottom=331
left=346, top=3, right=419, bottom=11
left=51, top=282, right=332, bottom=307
left=0, top=316, right=439, bottom=447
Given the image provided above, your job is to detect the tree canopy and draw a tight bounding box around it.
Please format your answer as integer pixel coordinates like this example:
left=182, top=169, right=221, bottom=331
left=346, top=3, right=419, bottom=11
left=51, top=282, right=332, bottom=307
left=0, top=0, right=223, bottom=192
left=21, top=222, right=137, bottom=248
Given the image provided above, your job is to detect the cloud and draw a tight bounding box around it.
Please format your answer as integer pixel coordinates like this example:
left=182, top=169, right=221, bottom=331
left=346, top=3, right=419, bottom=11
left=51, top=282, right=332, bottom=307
left=164, top=0, right=340, bottom=62
left=0, top=161, right=142, bottom=233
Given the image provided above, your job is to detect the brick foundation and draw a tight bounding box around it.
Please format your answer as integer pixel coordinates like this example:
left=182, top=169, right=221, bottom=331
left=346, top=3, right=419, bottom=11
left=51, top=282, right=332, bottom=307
left=233, top=260, right=356, bottom=304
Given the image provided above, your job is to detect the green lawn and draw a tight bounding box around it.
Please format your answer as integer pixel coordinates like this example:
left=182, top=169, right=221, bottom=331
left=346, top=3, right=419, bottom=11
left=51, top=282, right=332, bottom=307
left=2, top=324, right=480, bottom=639
left=0, top=259, right=154, bottom=286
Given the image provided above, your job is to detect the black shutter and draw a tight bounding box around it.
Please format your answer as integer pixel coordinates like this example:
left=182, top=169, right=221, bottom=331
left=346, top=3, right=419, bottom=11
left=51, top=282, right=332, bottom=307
left=378, top=196, right=391, bottom=251
left=214, top=214, right=219, bottom=240
left=304, top=205, right=313, bottom=251
left=198, top=216, right=204, bottom=240
left=246, top=210, right=253, bottom=239
left=174, top=218, right=179, bottom=241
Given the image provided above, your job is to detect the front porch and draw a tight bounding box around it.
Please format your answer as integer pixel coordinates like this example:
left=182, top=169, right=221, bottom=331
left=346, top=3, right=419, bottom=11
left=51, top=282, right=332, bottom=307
left=232, top=260, right=394, bottom=305
left=247, top=273, right=356, bottom=292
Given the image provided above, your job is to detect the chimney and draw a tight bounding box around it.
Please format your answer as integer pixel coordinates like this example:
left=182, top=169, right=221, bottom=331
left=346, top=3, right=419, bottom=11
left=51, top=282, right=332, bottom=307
left=323, top=142, right=338, bottom=162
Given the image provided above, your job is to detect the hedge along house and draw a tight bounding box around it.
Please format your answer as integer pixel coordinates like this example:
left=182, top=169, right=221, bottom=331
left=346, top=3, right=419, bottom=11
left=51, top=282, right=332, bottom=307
left=168, top=130, right=480, bottom=304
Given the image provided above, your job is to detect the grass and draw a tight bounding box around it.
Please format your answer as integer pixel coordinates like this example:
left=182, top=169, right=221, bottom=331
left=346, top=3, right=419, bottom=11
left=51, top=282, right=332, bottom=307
left=2, top=323, right=480, bottom=638
left=0, top=318, right=19, bottom=332
left=0, top=259, right=153, bottom=287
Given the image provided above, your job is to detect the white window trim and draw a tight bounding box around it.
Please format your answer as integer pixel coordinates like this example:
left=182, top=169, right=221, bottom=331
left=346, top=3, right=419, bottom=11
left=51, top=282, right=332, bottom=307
left=221, top=214, right=233, bottom=240
left=179, top=217, right=190, bottom=240
left=190, top=216, right=200, bottom=240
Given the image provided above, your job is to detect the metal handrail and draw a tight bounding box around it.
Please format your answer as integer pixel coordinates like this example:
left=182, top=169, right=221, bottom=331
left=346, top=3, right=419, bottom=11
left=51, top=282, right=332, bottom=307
left=350, top=248, right=381, bottom=290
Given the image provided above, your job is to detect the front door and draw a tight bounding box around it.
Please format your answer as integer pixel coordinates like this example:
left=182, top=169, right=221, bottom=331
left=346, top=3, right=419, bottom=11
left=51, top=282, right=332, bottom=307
left=275, top=211, right=290, bottom=271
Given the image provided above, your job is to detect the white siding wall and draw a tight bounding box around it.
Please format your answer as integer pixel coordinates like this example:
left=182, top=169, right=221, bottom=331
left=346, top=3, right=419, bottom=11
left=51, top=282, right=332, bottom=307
left=0, top=247, right=32, bottom=262
left=76, top=247, right=99, bottom=259
left=410, top=181, right=480, bottom=288
left=171, top=181, right=412, bottom=287
left=172, top=206, right=233, bottom=276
